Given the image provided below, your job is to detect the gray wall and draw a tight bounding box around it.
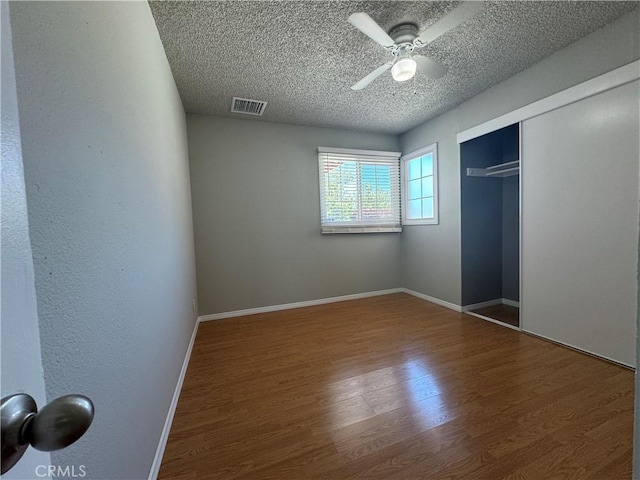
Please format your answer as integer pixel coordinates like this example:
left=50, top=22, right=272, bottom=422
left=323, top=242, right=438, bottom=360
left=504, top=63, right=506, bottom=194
left=9, top=2, right=197, bottom=479
left=459, top=123, right=519, bottom=306
left=501, top=127, right=520, bottom=303
left=460, top=132, right=504, bottom=305
left=188, top=115, right=400, bottom=315
left=502, top=175, right=519, bottom=302
left=400, top=9, right=639, bottom=305
left=1, top=2, right=51, bottom=477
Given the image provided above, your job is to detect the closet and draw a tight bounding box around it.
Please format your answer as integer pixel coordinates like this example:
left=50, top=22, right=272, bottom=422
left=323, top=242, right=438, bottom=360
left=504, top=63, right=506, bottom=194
left=455, top=65, right=638, bottom=367
left=460, top=123, right=520, bottom=328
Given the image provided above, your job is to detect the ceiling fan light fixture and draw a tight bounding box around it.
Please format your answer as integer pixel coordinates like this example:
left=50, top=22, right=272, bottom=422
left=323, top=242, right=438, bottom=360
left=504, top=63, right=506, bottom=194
left=391, top=57, right=417, bottom=82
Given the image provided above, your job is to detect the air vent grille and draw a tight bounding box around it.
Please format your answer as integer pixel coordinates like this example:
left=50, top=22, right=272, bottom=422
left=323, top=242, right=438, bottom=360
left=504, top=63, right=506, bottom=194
left=230, top=97, right=267, bottom=116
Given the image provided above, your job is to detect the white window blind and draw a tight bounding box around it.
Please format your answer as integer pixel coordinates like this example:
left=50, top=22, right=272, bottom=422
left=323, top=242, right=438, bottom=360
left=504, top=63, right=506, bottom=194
left=318, top=147, right=402, bottom=234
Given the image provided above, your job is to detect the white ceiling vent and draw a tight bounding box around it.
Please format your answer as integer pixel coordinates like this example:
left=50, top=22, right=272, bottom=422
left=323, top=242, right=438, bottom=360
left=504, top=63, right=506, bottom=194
left=230, top=97, right=267, bottom=116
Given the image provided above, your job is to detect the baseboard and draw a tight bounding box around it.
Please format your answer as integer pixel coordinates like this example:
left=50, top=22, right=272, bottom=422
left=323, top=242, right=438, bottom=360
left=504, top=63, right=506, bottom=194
left=462, top=298, right=521, bottom=311
left=461, top=299, right=503, bottom=311
left=198, top=288, right=404, bottom=322
left=401, top=288, right=463, bottom=312
left=148, top=318, right=200, bottom=480
left=502, top=298, right=520, bottom=308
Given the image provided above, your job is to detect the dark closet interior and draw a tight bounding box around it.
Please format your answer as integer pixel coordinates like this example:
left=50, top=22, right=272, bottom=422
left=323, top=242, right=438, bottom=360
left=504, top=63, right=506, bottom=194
left=460, top=123, right=520, bottom=328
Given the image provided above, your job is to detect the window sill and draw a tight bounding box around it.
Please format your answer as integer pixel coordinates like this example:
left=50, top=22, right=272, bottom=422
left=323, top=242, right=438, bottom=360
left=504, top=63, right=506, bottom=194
left=321, top=226, right=402, bottom=234
left=402, top=219, right=439, bottom=226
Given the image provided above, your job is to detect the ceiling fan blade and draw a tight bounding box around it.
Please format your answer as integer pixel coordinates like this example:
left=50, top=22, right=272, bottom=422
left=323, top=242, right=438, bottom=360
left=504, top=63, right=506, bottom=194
left=348, top=12, right=395, bottom=48
left=351, top=62, right=393, bottom=90
left=414, top=55, right=448, bottom=79
left=417, top=1, right=484, bottom=45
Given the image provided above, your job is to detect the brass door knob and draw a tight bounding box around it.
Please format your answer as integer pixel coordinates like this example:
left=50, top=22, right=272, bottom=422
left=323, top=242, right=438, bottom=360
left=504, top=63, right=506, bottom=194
left=1, top=393, right=94, bottom=474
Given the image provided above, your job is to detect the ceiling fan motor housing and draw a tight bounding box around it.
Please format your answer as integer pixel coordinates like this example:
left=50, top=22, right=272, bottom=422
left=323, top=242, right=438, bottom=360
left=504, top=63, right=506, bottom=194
left=389, top=23, right=419, bottom=44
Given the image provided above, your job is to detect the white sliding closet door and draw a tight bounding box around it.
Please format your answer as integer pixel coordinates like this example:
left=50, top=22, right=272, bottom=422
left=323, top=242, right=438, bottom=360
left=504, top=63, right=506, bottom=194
left=521, top=80, right=639, bottom=367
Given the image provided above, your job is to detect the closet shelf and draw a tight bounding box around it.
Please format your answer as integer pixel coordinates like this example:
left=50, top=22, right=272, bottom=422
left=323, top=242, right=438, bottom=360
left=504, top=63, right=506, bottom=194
left=467, top=160, right=520, bottom=178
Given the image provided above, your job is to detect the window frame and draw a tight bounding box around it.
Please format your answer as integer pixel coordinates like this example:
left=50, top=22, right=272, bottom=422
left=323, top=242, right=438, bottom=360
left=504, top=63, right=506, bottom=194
left=401, top=143, right=439, bottom=226
left=318, top=146, right=402, bottom=234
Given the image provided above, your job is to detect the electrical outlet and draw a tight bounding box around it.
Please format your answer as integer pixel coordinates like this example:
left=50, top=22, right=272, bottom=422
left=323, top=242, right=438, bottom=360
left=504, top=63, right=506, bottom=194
left=192, top=298, right=197, bottom=312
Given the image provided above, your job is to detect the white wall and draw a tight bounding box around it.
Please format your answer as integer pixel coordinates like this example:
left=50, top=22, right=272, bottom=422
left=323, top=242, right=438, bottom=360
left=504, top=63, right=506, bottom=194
left=188, top=115, right=400, bottom=315
left=1, top=2, right=51, bottom=476
left=399, top=10, right=639, bottom=305
left=9, top=2, right=197, bottom=478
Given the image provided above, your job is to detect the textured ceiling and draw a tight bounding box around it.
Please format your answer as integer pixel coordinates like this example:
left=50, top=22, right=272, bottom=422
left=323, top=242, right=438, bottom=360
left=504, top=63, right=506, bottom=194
left=149, top=1, right=637, bottom=134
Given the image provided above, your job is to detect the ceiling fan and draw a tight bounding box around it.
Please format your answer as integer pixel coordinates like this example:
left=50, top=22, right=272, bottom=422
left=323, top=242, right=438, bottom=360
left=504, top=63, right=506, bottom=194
left=348, top=1, right=484, bottom=90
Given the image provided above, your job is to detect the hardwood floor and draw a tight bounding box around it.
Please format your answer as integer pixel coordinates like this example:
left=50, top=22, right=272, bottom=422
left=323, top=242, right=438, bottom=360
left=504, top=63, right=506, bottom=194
left=468, top=304, right=519, bottom=327
left=158, top=293, right=634, bottom=479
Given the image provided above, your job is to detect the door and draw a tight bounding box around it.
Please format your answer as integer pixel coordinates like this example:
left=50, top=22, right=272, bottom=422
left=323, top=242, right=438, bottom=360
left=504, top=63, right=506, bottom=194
left=1, top=3, right=51, bottom=477
left=521, top=80, right=639, bottom=366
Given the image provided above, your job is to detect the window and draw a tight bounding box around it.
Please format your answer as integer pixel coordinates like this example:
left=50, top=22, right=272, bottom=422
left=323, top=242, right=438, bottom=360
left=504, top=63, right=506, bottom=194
left=318, top=147, right=402, bottom=234
left=401, top=144, right=438, bottom=225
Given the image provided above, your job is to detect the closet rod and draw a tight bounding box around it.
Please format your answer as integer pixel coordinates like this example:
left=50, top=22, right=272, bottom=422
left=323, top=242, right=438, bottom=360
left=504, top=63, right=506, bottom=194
left=486, top=166, right=519, bottom=177
left=467, top=159, right=520, bottom=178
left=486, top=160, right=519, bottom=171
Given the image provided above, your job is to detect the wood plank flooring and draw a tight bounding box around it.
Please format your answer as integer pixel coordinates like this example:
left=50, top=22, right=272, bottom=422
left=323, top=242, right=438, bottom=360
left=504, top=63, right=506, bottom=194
left=158, top=293, right=634, bottom=480
left=468, top=304, right=520, bottom=327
